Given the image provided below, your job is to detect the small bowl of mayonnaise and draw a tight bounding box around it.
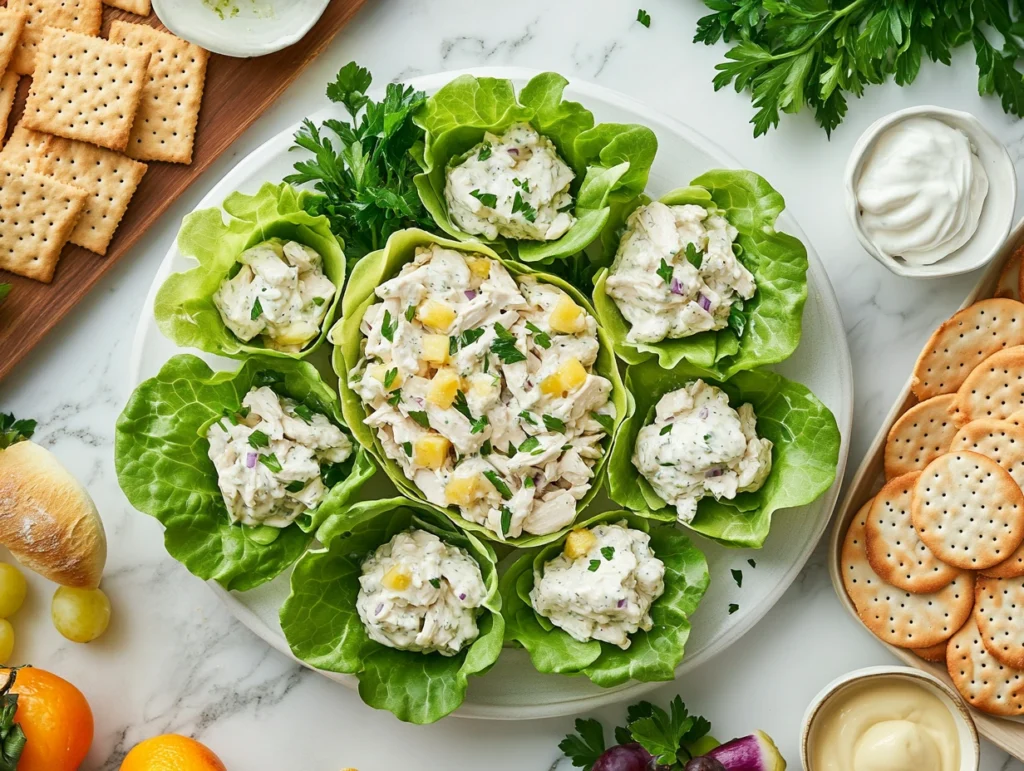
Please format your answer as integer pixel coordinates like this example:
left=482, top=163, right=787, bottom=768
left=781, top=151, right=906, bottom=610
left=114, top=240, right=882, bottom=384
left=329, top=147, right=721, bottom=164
left=844, top=105, right=1016, bottom=278
left=801, top=665, right=979, bottom=771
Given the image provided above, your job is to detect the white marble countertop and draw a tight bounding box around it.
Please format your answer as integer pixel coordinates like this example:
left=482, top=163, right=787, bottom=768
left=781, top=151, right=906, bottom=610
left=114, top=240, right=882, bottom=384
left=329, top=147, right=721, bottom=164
left=3, top=0, right=1024, bottom=768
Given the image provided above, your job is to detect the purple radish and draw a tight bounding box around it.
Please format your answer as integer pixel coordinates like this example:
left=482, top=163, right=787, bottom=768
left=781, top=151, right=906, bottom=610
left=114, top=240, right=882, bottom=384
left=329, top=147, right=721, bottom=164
left=700, top=731, right=786, bottom=771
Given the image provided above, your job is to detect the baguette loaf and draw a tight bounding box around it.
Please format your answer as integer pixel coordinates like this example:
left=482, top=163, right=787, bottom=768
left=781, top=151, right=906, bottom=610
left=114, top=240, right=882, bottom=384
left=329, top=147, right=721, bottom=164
left=0, top=441, right=106, bottom=588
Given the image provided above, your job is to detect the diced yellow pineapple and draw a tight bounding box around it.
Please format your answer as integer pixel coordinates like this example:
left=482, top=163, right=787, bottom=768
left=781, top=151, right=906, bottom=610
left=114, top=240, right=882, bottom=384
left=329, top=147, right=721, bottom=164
left=466, top=256, right=491, bottom=279
left=272, top=321, right=319, bottom=346
left=421, top=334, right=450, bottom=364
left=564, top=528, right=597, bottom=559
left=428, top=368, right=461, bottom=409
left=446, top=475, right=484, bottom=506
left=382, top=566, right=411, bottom=591
left=540, top=358, right=588, bottom=397
left=549, top=294, right=585, bottom=334
left=369, top=364, right=403, bottom=391
left=414, top=434, right=451, bottom=470
left=417, top=299, right=457, bottom=331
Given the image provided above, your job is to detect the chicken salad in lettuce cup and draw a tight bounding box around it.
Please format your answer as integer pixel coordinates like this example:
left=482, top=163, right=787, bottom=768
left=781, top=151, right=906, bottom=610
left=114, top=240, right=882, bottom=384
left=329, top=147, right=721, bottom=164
left=333, top=228, right=628, bottom=548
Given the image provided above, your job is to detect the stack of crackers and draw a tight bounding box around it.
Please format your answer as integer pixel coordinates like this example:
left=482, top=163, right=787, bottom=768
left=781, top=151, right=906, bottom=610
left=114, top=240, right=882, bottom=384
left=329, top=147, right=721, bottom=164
left=0, top=0, right=208, bottom=282
left=843, top=287, right=1024, bottom=716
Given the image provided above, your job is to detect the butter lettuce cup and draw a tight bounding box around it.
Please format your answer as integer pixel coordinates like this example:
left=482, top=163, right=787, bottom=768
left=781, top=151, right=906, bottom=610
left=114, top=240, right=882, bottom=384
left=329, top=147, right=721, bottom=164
left=501, top=510, right=709, bottom=687
left=114, top=354, right=374, bottom=591
left=592, top=170, right=809, bottom=379
left=154, top=182, right=346, bottom=360
left=413, top=72, right=657, bottom=265
left=334, top=228, right=628, bottom=548
left=278, top=497, right=503, bottom=724
left=608, top=359, right=840, bottom=549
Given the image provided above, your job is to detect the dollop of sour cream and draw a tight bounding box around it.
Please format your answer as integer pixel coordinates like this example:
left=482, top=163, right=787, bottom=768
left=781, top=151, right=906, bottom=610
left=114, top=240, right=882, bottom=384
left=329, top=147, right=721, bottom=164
left=855, top=116, right=989, bottom=266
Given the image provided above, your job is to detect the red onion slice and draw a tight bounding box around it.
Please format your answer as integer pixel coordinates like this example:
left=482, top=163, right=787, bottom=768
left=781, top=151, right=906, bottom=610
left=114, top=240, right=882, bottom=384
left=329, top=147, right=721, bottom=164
left=698, top=293, right=712, bottom=312
left=670, top=277, right=683, bottom=295
left=465, top=290, right=477, bottom=300
left=246, top=452, right=257, bottom=468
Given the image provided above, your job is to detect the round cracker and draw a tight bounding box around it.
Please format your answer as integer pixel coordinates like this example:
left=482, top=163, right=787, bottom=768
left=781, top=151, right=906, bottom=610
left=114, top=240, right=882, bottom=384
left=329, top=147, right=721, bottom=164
left=948, top=615, right=1024, bottom=716
left=956, top=345, right=1024, bottom=425
left=975, top=575, right=1024, bottom=669
left=912, top=641, right=949, bottom=663
left=912, top=451, right=1024, bottom=569
left=864, top=471, right=965, bottom=593
left=843, top=499, right=975, bottom=649
left=951, top=417, right=1024, bottom=488
left=884, top=395, right=958, bottom=479
left=912, top=299, right=1024, bottom=400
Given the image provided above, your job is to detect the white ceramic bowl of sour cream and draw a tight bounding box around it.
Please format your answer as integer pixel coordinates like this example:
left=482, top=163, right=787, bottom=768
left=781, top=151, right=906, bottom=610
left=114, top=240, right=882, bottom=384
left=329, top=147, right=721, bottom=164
left=800, top=666, right=979, bottom=771
left=844, top=105, right=1016, bottom=279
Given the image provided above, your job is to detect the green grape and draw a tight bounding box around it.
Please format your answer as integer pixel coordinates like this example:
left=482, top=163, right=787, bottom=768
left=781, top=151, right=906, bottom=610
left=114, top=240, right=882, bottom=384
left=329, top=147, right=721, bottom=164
left=51, top=587, right=110, bottom=643
left=0, top=564, right=27, bottom=618
left=0, top=620, right=15, bottom=662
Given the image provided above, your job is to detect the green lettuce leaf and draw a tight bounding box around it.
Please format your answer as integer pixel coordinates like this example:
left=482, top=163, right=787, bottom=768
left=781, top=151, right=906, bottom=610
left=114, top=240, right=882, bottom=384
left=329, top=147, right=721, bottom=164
left=607, top=361, right=840, bottom=548
left=154, top=182, right=346, bottom=360
left=501, top=511, right=709, bottom=687
left=278, top=497, right=503, bottom=724
left=114, top=354, right=374, bottom=591
left=333, top=227, right=628, bottom=548
left=413, top=72, right=657, bottom=264
left=592, top=170, right=808, bottom=378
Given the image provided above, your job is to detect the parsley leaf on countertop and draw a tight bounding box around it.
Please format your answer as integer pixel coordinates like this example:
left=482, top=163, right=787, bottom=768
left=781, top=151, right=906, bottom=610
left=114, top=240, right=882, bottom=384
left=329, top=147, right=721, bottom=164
left=286, top=61, right=436, bottom=266
left=637, top=8, right=651, bottom=28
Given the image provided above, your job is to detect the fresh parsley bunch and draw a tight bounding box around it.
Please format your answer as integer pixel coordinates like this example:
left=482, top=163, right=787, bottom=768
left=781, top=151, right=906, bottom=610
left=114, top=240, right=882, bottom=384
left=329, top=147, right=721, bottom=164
left=695, top=0, right=1024, bottom=137
left=285, top=62, right=436, bottom=265
left=560, top=696, right=714, bottom=770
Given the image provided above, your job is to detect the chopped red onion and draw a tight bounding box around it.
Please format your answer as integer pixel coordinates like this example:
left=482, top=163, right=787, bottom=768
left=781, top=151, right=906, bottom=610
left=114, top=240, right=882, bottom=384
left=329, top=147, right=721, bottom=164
left=617, top=598, right=627, bottom=608
left=705, top=467, right=724, bottom=478
left=374, top=603, right=384, bottom=615
left=459, top=593, right=467, bottom=600
left=508, top=147, right=519, bottom=156
left=698, top=407, right=709, bottom=419
left=670, top=278, right=683, bottom=295
left=698, top=293, right=712, bottom=312
left=465, top=290, right=477, bottom=300
left=246, top=452, right=257, bottom=468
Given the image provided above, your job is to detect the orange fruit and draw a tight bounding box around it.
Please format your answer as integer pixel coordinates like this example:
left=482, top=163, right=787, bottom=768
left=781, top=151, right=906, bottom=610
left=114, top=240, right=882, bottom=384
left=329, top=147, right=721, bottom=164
left=0, top=667, right=93, bottom=771
left=121, top=734, right=226, bottom=771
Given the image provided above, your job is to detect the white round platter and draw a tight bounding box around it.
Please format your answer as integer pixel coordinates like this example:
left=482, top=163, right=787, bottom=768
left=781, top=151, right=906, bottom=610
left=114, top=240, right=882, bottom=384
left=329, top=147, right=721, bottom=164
left=129, top=67, right=853, bottom=720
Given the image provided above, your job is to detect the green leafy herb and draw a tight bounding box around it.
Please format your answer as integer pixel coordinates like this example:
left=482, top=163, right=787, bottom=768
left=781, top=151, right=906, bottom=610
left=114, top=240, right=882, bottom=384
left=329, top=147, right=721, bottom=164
left=250, top=297, right=263, bottom=321
left=312, top=296, right=326, bottom=307
left=453, top=390, right=473, bottom=421
left=684, top=242, right=702, bottom=270
left=383, top=368, right=398, bottom=389
left=512, top=191, right=537, bottom=223
left=293, top=404, right=313, bottom=423
left=728, top=298, right=748, bottom=338
left=500, top=505, right=513, bottom=536
left=748, top=558, right=757, bottom=569
left=259, top=453, right=283, bottom=473
left=525, top=321, right=551, bottom=349
left=519, top=410, right=537, bottom=425
left=588, top=559, right=601, bottom=572
left=0, top=413, right=36, bottom=450
left=491, top=323, right=526, bottom=364
left=477, top=143, right=492, bottom=161
left=285, top=62, right=434, bottom=265
left=470, top=189, right=498, bottom=208
left=470, top=415, right=489, bottom=434
left=731, top=568, right=743, bottom=588
left=637, top=8, right=651, bottom=27
left=402, top=441, right=413, bottom=457
left=409, top=410, right=430, bottom=428
left=381, top=309, right=397, bottom=342
left=659, top=424, right=672, bottom=436
left=247, top=430, right=270, bottom=450
left=656, top=258, right=674, bottom=285
left=518, top=436, right=541, bottom=453
left=600, top=546, right=615, bottom=560
left=543, top=414, right=565, bottom=432
left=449, top=335, right=460, bottom=357
left=628, top=696, right=712, bottom=767
left=592, top=412, right=615, bottom=434
left=387, top=392, right=402, bottom=407
left=693, top=0, right=1024, bottom=137
left=460, top=328, right=485, bottom=347
left=559, top=719, right=606, bottom=770
left=405, top=304, right=416, bottom=322
left=481, top=439, right=492, bottom=456
left=524, top=475, right=534, bottom=489
left=728, top=603, right=739, bottom=614
left=429, top=577, right=441, bottom=589
left=285, top=480, right=306, bottom=493
left=483, top=470, right=512, bottom=499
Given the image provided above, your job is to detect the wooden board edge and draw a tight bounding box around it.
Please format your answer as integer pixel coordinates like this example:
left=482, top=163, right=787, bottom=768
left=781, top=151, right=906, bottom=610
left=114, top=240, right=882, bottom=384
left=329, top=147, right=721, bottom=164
left=827, top=216, right=1024, bottom=759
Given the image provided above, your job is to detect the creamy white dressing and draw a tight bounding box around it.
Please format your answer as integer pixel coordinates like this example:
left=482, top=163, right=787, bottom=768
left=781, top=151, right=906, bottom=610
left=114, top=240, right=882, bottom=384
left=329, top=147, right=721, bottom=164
left=445, top=123, right=576, bottom=241
left=606, top=202, right=755, bottom=344
left=530, top=521, right=665, bottom=649
left=205, top=386, right=353, bottom=527
left=356, top=528, right=486, bottom=656
left=350, top=245, right=615, bottom=540
left=633, top=380, right=772, bottom=524
left=855, top=117, right=989, bottom=266
left=213, top=239, right=336, bottom=352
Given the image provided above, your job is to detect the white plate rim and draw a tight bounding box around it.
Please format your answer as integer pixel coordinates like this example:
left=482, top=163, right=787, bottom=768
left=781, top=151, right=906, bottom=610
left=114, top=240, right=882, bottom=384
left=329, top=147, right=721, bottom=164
left=129, top=66, right=854, bottom=720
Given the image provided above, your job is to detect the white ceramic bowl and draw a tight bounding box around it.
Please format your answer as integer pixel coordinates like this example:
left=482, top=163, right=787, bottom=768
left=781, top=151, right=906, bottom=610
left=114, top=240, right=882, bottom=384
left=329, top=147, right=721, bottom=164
left=843, top=106, right=1016, bottom=279
left=152, top=0, right=329, bottom=58
left=801, top=665, right=980, bottom=771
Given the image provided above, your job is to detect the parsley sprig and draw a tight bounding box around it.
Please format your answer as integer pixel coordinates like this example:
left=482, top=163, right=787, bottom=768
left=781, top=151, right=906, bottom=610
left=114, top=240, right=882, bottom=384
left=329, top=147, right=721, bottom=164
left=695, top=0, right=1024, bottom=137
left=285, top=62, right=435, bottom=265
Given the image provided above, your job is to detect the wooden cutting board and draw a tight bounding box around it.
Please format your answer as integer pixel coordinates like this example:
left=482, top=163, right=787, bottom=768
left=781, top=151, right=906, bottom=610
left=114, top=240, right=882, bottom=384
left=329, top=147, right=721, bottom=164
left=0, top=1, right=367, bottom=380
